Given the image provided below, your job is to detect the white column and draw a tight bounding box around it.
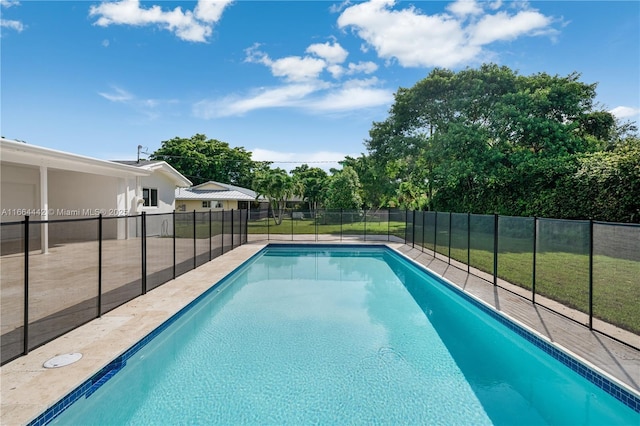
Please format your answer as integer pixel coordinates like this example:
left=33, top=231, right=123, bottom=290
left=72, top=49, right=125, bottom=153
left=40, top=165, right=49, bottom=254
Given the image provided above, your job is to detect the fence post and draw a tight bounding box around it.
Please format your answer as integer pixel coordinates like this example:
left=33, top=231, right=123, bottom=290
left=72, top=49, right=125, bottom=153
left=364, top=209, right=367, bottom=242
left=142, top=212, right=147, bottom=294
left=221, top=210, right=225, bottom=254
left=467, top=212, right=471, bottom=274
left=231, top=209, right=235, bottom=250
left=315, top=210, right=318, bottom=242
left=404, top=209, right=408, bottom=243
left=172, top=211, right=176, bottom=280
left=387, top=209, right=390, bottom=241
left=290, top=209, right=293, bottom=241
left=589, top=219, right=594, bottom=329
left=421, top=211, right=425, bottom=253
left=448, top=211, right=452, bottom=264
left=193, top=210, right=197, bottom=270
left=411, top=210, right=416, bottom=248
left=340, top=209, right=343, bottom=241
left=493, top=213, right=499, bottom=286
left=532, top=217, right=537, bottom=304
left=23, top=215, right=29, bottom=356
left=434, top=211, right=438, bottom=256
left=98, top=214, right=103, bottom=318
left=266, top=207, right=269, bottom=241
left=209, top=209, right=212, bottom=261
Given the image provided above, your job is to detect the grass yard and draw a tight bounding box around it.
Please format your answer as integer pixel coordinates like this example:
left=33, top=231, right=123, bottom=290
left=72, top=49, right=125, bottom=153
left=180, top=215, right=638, bottom=336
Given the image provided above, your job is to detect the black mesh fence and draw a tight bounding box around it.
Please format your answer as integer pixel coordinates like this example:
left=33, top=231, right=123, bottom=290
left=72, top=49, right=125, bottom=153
left=1, top=221, right=25, bottom=364
left=211, top=210, right=223, bottom=258
left=232, top=210, right=242, bottom=247
left=222, top=210, right=234, bottom=251
left=450, top=213, right=469, bottom=265
left=469, top=214, right=495, bottom=280
left=101, top=216, right=142, bottom=313
left=498, top=216, right=535, bottom=294
left=592, top=223, right=640, bottom=335
left=195, top=212, right=210, bottom=267
left=175, top=212, right=195, bottom=277
left=146, top=213, right=174, bottom=290
left=389, top=209, right=407, bottom=242
left=435, top=212, right=451, bottom=259
left=536, top=218, right=590, bottom=322
left=413, top=211, right=425, bottom=249
left=28, top=218, right=100, bottom=353
left=423, top=212, right=436, bottom=251
left=0, top=210, right=249, bottom=366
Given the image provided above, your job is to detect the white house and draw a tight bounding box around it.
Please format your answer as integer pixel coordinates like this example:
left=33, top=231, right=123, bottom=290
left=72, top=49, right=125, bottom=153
left=0, top=138, right=191, bottom=252
left=175, top=181, right=262, bottom=212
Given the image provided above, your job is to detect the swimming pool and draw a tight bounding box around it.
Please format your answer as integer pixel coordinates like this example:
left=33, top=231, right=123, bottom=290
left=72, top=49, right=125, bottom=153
left=34, top=245, right=639, bottom=425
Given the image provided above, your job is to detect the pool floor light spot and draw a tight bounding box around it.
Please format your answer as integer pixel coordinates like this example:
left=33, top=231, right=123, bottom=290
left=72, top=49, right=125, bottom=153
left=43, top=353, right=82, bottom=368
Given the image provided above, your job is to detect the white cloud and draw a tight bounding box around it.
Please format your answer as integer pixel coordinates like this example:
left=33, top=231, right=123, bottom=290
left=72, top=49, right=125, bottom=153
left=470, top=10, right=552, bottom=45
left=245, top=45, right=326, bottom=82
left=0, top=0, right=20, bottom=7
left=102, top=39, right=110, bottom=47
left=307, top=78, right=393, bottom=112
left=271, top=56, right=327, bottom=82
left=98, top=85, right=175, bottom=120
left=202, top=38, right=392, bottom=118
left=89, top=0, right=232, bottom=43
left=447, top=0, right=483, bottom=17
left=193, top=83, right=323, bottom=118
left=1, top=19, right=23, bottom=32
left=346, top=61, right=378, bottom=75
left=1, top=0, right=24, bottom=33
left=337, top=0, right=556, bottom=68
left=306, top=41, right=349, bottom=64
left=609, top=106, right=640, bottom=119
left=99, top=86, right=134, bottom=102
left=250, top=148, right=353, bottom=172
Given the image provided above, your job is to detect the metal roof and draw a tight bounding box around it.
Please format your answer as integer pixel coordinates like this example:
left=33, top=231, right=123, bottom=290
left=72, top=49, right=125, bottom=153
left=175, top=188, right=259, bottom=201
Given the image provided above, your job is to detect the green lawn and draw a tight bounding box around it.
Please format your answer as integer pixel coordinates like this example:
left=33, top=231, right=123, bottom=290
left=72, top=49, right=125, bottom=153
left=180, top=215, right=638, bottom=336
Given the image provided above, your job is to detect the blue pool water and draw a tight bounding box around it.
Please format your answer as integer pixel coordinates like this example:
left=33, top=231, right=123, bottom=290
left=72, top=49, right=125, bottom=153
left=44, top=245, right=638, bottom=425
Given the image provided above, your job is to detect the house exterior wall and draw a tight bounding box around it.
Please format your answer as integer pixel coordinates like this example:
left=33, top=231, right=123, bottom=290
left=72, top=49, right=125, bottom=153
left=139, top=173, right=177, bottom=215
left=176, top=199, right=238, bottom=212
left=1, top=163, right=40, bottom=222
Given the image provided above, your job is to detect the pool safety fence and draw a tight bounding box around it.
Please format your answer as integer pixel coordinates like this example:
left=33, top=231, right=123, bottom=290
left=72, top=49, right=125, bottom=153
left=247, top=208, right=639, bottom=349
left=0, top=209, right=249, bottom=366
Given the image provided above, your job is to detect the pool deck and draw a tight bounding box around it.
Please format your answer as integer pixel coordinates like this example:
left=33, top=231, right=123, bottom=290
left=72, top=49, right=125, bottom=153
left=1, top=241, right=639, bottom=425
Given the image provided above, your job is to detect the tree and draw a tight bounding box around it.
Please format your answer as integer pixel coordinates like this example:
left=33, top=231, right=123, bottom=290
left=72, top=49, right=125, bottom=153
left=364, top=64, right=615, bottom=216
left=290, top=164, right=328, bottom=215
left=253, top=168, right=302, bottom=225
left=151, top=134, right=263, bottom=187
left=324, top=166, right=362, bottom=210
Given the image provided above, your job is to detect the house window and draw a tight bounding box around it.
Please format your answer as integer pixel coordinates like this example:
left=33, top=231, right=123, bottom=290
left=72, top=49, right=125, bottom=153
left=143, top=188, right=158, bottom=207
left=202, top=201, right=211, bottom=208
left=214, top=201, right=223, bottom=209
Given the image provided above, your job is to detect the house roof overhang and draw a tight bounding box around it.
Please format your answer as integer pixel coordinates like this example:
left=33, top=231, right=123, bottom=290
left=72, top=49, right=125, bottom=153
left=0, top=138, right=149, bottom=178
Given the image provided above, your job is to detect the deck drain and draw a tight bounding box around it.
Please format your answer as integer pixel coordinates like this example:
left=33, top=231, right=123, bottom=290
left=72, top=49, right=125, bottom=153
left=44, top=353, right=82, bottom=368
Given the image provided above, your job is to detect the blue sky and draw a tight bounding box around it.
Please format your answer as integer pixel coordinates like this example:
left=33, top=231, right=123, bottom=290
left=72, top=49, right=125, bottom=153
left=2, top=0, right=639, bottom=171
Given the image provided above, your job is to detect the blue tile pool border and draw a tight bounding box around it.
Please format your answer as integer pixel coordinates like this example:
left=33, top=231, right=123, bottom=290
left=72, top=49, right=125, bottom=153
left=27, top=244, right=640, bottom=425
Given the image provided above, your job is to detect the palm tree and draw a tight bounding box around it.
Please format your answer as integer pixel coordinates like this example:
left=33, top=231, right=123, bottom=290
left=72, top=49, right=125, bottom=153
left=253, top=168, right=303, bottom=225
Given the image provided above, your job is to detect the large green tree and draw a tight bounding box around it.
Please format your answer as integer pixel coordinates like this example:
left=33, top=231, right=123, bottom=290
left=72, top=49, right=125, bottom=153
left=151, top=134, right=264, bottom=187
left=324, top=166, right=363, bottom=210
left=290, top=164, right=328, bottom=214
left=365, top=64, right=619, bottom=216
left=253, top=168, right=302, bottom=225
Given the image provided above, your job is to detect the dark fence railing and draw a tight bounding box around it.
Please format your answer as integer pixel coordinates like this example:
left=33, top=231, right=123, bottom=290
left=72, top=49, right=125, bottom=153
left=247, top=208, right=639, bottom=348
left=0, top=209, right=248, bottom=365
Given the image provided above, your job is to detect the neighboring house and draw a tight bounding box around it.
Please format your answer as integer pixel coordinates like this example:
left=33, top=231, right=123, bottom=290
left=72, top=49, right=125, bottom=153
left=0, top=138, right=191, bottom=251
left=175, top=181, right=263, bottom=213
